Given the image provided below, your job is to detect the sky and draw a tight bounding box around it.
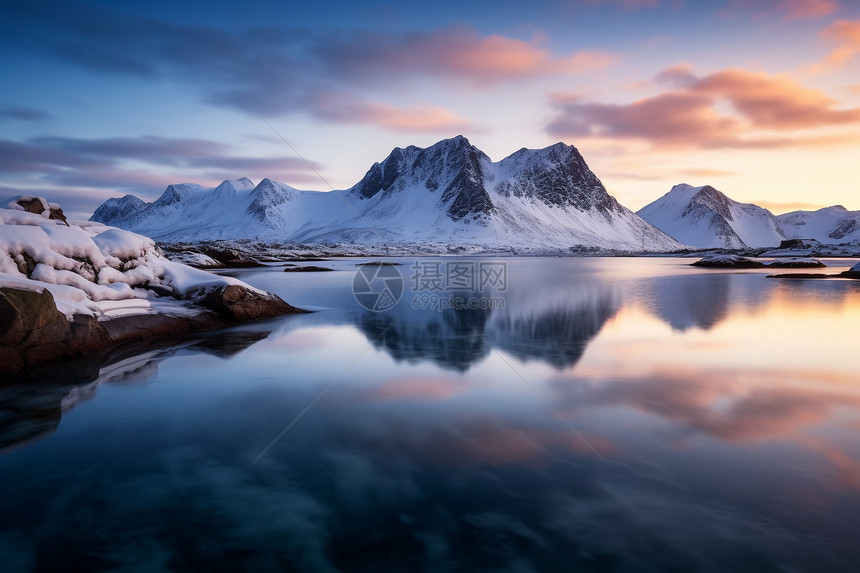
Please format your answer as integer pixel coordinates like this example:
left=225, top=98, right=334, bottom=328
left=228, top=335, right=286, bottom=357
left=2, top=0, right=860, bottom=219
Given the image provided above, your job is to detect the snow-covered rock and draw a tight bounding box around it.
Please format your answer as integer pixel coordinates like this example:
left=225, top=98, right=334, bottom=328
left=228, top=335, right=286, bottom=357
left=1, top=199, right=303, bottom=375
left=777, top=205, right=860, bottom=244
left=91, top=137, right=682, bottom=252
left=638, top=184, right=785, bottom=249
left=691, top=255, right=765, bottom=268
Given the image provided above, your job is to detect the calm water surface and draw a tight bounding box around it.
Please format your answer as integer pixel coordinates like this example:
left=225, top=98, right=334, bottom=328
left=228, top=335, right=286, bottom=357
left=2, top=257, right=859, bottom=572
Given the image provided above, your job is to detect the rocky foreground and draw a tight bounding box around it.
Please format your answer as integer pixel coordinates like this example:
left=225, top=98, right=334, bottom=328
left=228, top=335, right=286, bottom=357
left=0, top=197, right=305, bottom=377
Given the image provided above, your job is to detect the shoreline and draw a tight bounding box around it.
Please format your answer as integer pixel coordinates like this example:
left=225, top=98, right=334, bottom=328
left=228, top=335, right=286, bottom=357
left=0, top=284, right=306, bottom=378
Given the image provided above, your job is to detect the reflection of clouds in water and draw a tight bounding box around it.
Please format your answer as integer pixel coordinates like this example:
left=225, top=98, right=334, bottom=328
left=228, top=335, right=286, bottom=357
left=2, top=370, right=859, bottom=571
left=549, top=367, right=860, bottom=443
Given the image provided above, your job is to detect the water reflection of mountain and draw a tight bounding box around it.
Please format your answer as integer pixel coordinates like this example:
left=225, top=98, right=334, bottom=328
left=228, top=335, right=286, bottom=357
left=0, top=331, right=269, bottom=454
left=639, top=272, right=855, bottom=332
left=355, top=285, right=620, bottom=372
left=641, top=274, right=733, bottom=331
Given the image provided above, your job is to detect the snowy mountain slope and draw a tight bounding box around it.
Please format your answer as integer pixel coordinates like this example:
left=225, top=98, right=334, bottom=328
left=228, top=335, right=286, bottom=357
left=637, top=184, right=785, bottom=249
left=777, top=205, right=860, bottom=244
left=91, top=194, right=147, bottom=226
left=91, top=136, right=682, bottom=251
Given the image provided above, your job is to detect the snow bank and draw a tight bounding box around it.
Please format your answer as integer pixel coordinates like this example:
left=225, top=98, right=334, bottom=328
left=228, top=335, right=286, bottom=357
left=0, top=199, right=263, bottom=320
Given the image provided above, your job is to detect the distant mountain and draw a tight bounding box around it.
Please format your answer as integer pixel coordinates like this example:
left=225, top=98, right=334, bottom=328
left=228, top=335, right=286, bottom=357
left=637, top=184, right=785, bottom=249
left=777, top=205, right=860, bottom=244
left=90, top=194, right=147, bottom=226
left=91, top=136, right=681, bottom=252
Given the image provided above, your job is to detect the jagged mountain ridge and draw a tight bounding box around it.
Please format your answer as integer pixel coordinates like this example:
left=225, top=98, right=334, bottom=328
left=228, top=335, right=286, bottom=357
left=777, top=205, right=860, bottom=244
left=637, top=184, right=786, bottom=249
left=91, top=136, right=682, bottom=251
left=638, top=183, right=860, bottom=249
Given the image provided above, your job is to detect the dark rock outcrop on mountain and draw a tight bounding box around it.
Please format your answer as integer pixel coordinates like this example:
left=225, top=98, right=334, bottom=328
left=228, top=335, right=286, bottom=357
left=496, top=143, right=618, bottom=213
left=90, top=194, right=147, bottom=226
left=90, top=136, right=682, bottom=251
left=638, top=184, right=785, bottom=249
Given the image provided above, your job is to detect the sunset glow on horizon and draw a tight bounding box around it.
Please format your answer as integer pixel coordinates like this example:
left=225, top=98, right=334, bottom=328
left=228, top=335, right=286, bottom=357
left=2, top=0, right=860, bottom=218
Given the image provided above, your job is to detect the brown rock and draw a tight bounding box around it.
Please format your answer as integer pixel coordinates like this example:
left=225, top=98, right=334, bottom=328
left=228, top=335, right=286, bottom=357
left=283, top=265, right=334, bottom=272
left=200, top=248, right=263, bottom=268
left=1, top=282, right=308, bottom=377
left=199, top=284, right=307, bottom=321
left=0, top=288, right=68, bottom=347
left=15, top=197, right=69, bottom=226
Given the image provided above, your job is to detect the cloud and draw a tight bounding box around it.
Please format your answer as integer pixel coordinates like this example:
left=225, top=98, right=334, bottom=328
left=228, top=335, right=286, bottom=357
left=774, top=0, right=838, bottom=19
left=1, top=4, right=613, bottom=129
left=547, top=67, right=860, bottom=149
left=728, top=0, right=839, bottom=20
left=821, top=19, right=860, bottom=67
left=309, top=96, right=473, bottom=132
left=0, top=135, right=326, bottom=214
left=320, top=28, right=617, bottom=83
left=677, top=168, right=736, bottom=178
left=654, top=64, right=698, bottom=88
left=0, top=105, right=52, bottom=122
left=753, top=199, right=828, bottom=213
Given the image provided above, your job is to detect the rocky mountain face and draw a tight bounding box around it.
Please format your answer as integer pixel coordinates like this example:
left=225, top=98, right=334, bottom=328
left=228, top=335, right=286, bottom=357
left=777, top=205, right=860, bottom=244
left=637, top=184, right=786, bottom=249
left=90, top=136, right=682, bottom=252
left=90, top=194, right=147, bottom=226
left=639, top=183, right=860, bottom=249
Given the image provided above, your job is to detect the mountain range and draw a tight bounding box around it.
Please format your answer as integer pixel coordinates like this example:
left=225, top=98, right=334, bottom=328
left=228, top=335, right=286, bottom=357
left=91, top=135, right=859, bottom=251
left=91, top=136, right=681, bottom=251
left=637, top=184, right=860, bottom=249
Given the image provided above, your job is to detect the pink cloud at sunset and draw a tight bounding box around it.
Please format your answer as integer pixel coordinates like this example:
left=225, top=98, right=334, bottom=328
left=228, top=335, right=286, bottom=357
left=548, top=68, right=860, bottom=149
left=322, top=27, right=618, bottom=84
left=311, top=96, right=473, bottom=132
left=821, top=19, right=860, bottom=65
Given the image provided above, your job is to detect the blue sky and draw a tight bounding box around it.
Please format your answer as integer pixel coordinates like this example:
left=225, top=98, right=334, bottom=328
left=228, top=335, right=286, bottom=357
left=2, top=0, right=860, bottom=218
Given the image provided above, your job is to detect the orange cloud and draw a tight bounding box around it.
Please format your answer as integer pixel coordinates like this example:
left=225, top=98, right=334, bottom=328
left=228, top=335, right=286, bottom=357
left=753, top=199, right=827, bottom=213
left=433, top=36, right=617, bottom=79
left=547, top=67, right=860, bottom=149
left=310, top=95, right=473, bottom=133
left=694, top=69, right=860, bottom=129
left=678, top=168, right=736, bottom=178
left=778, top=0, right=839, bottom=19
left=324, top=27, right=618, bottom=84
left=821, top=19, right=860, bottom=66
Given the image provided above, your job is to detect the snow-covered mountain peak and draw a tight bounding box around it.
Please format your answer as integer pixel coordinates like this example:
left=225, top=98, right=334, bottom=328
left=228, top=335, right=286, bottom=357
left=90, top=137, right=683, bottom=252
left=777, top=204, right=860, bottom=243
left=153, top=183, right=203, bottom=208
left=90, top=194, right=147, bottom=226
left=494, top=142, right=616, bottom=212
left=210, top=177, right=254, bottom=203
left=686, top=185, right=734, bottom=221
left=639, top=183, right=784, bottom=249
